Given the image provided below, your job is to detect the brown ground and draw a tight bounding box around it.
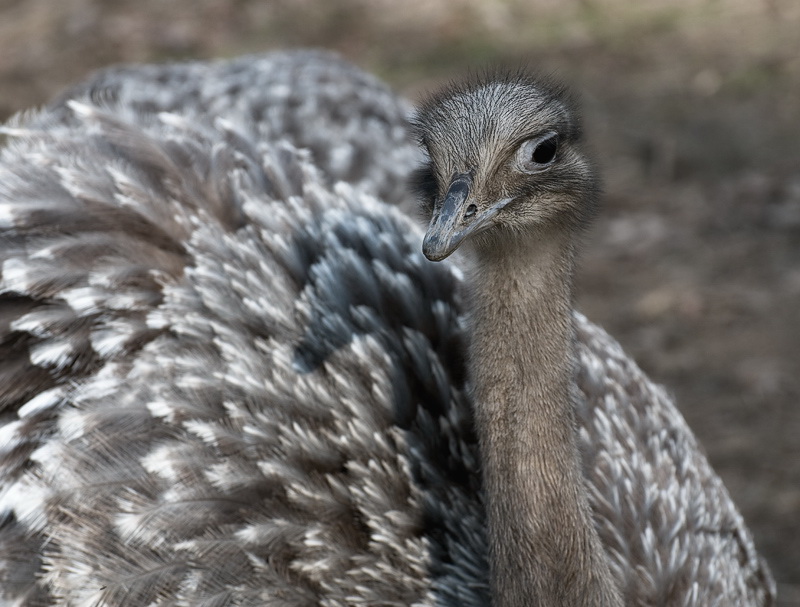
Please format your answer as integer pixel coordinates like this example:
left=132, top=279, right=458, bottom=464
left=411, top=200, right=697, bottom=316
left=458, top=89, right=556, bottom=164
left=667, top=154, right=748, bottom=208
left=1, top=0, right=798, bottom=602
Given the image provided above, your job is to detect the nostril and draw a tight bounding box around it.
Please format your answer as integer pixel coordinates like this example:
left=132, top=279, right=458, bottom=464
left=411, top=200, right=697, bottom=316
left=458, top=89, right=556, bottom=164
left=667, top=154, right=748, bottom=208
left=464, top=204, right=477, bottom=219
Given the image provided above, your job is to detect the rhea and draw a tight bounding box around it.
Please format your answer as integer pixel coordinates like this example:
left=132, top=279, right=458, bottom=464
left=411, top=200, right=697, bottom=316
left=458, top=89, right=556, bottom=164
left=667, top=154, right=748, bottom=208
left=0, top=52, right=774, bottom=606
left=414, top=75, right=620, bottom=605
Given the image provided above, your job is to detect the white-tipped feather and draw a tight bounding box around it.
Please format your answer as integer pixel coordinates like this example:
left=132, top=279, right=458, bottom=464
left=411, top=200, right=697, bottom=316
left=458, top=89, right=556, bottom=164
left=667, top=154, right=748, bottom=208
left=0, top=203, right=14, bottom=228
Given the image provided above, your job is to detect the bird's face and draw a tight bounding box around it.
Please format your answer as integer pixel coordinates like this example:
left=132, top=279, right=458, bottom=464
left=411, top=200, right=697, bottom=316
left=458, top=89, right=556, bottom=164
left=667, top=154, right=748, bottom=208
left=412, top=77, right=598, bottom=261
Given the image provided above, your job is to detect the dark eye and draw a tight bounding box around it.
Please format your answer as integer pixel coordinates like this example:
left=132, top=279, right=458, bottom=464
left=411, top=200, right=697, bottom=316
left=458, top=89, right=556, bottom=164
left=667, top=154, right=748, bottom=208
left=532, top=135, right=558, bottom=164
left=517, top=132, right=559, bottom=172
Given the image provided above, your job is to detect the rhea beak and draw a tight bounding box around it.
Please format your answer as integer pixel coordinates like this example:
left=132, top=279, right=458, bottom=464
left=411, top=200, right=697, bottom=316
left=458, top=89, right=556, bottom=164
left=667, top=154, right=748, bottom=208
left=422, top=174, right=513, bottom=261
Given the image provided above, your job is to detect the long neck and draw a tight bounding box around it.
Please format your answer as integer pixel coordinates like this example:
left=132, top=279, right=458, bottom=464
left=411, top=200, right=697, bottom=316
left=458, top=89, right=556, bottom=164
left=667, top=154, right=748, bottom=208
left=467, top=231, right=621, bottom=607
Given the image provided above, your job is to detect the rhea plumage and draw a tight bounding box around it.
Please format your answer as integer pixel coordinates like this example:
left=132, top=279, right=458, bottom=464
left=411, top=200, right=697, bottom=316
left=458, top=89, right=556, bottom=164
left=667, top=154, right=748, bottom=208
left=0, top=51, right=774, bottom=606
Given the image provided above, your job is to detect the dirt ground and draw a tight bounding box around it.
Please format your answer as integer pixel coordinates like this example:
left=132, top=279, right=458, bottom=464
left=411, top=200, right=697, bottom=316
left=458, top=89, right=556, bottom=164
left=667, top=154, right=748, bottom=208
left=1, top=0, right=798, bottom=602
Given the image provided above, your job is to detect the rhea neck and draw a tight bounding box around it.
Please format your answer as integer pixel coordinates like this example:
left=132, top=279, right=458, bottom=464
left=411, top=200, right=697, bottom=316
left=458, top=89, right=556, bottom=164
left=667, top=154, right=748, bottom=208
left=466, top=226, right=621, bottom=607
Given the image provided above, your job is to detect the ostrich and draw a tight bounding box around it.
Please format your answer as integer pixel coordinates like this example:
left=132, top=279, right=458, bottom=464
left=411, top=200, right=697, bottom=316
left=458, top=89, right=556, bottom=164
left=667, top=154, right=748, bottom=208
left=0, top=52, right=774, bottom=605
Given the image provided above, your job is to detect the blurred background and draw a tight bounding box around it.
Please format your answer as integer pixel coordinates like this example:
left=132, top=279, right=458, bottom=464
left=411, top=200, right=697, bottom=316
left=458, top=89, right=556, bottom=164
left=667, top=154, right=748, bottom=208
left=1, top=0, right=797, bottom=602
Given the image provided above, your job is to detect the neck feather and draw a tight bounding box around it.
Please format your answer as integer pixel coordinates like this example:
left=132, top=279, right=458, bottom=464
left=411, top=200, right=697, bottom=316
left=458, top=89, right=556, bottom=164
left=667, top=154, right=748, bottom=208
left=467, top=230, right=621, bottom=607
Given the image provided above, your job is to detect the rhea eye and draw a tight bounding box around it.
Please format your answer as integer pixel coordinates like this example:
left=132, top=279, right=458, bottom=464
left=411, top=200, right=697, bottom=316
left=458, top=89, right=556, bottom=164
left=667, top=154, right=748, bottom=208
left=517, top=132, right=559, bottom=172
left=532, top=135, right=558, bottom=164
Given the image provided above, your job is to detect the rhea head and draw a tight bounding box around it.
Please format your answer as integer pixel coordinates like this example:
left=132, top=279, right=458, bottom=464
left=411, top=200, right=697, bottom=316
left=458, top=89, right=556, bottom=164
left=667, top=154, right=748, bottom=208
left=412, top=73, right=599, bottom=262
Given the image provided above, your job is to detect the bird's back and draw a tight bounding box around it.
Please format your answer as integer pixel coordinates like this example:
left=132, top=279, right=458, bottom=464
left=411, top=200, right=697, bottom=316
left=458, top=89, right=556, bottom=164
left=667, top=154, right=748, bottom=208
left=39, top=50, right=419, bottom=207
left=0, top=72, right=485, bottom=604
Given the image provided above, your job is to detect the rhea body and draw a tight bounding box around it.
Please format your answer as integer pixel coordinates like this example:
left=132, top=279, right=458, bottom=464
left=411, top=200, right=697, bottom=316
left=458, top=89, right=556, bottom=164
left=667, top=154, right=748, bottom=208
left=415, top=77, right=621, bottom=605
left=0, top=52, right=775, bottom=606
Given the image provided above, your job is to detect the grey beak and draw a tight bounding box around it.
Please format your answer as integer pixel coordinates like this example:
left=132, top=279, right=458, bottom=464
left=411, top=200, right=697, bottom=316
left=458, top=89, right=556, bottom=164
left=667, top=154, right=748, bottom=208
left=422, top=174, right=473, bottom=261
left=423, top=174, right=515, bottom=262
